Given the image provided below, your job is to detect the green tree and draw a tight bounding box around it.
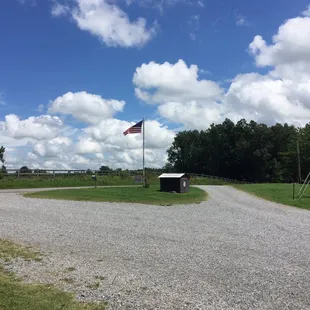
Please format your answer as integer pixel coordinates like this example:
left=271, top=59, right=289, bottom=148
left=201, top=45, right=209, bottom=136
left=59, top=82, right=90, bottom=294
left=99, top=165, right=111, bottom=172
left=162, top=163, right=174, bottom=173
left=167, top=130, right=202, bottom=173
left=299, top=124, right=310, bottom=180
left=0, top=146, right=4, bottom=164
left=98, top=165, right=112, bottom=176
left=19, top=166, right=32, bottom=174
left=166, top=118, right=308, bottom=183
left=0, top=146, right=6, bottom=178
left=1, top=165, right=7, bottom=174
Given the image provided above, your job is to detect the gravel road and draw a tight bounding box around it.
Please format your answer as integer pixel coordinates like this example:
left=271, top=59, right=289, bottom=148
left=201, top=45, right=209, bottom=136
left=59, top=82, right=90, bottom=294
left=0, top=186, right=309, bottom=310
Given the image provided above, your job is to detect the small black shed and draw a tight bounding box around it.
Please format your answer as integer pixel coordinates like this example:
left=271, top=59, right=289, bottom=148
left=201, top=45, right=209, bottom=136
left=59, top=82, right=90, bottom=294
left=158, top=173, right=190, bottom=193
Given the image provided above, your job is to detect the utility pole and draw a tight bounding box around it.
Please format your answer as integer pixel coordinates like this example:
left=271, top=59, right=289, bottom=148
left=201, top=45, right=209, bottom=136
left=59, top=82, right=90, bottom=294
left=297, top=139, right=301, bottom=183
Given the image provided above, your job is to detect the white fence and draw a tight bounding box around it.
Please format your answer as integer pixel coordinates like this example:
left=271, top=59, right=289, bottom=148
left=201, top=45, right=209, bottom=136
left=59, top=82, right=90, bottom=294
left=4, top=169, right=146, bottom=178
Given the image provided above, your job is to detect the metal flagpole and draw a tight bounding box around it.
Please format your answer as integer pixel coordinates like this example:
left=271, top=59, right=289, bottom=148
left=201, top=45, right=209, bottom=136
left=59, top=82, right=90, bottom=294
left=142, top=118, right=145, bottom=187
left=297, top=138, right=301, bottom=183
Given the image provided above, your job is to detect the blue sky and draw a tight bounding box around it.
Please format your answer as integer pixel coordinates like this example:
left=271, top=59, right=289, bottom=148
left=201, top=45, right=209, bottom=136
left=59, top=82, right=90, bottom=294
left=1, top=0, right=310, bottom=169
left=0, top=0, right=306, bottom=117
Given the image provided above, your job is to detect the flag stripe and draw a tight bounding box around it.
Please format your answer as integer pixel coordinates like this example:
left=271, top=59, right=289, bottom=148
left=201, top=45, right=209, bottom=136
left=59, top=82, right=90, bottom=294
left=123, top=120, right=143, bottom=136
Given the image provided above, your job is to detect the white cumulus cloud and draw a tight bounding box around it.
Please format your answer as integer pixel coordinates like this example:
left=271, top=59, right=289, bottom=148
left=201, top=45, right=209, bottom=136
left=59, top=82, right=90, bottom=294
left=49, top=91, right=125, bottom=124
left=33, top=137, right=72, bottom=158
left=133, top=7, right=310, bottom=129
left=249, top=16, right=310, bottom=67
left=85, top=119, right=175, bottom=150
left=75, top=138, right=102, bottom=154
left=224, top=73, right=310, bottom=126
left=2, top=114, right=64, bottom=140
left=133, top=59, right=223, bottom=105
left=1, top=112, right=175, bottom=170
left=52, top=0, right=156, bottom=48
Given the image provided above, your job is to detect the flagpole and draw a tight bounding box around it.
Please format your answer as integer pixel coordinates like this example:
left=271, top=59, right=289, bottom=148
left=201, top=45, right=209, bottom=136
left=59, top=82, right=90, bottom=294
left=143, top=118, right=145, bottom=187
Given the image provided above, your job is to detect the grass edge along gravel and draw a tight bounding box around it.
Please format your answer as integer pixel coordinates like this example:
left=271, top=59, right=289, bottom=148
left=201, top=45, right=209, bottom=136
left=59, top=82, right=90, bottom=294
left=233, top=183, right=310, bottom=210
left=24, top=186, right=207, bottom=205
left=0, top=239, right=107, bottom=310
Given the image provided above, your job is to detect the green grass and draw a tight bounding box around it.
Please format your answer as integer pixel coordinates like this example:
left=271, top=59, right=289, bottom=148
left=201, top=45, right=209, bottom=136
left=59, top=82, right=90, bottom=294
left=25, top=186, right=207, bottom=205
left=234, top=183, right=310, bottom=210
left=0, top=267, right=107, bottom=310
left=189, top=177, right=228, bottom=185
left=0, top=239, right=107, bottom=310
left=0, top=239, right=42, bottom=262
left=0, top=175, right=231, bottom=189
left=0, top=175, right=146, bottom=189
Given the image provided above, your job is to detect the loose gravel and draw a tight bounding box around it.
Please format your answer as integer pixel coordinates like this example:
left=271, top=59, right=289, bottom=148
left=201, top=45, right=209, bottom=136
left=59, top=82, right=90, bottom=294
left=0, top=186, right=310, bottom=310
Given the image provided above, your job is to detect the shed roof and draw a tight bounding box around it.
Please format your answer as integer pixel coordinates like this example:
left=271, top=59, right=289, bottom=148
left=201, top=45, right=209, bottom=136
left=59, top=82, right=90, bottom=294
left=158, top=173, right=186, bottom=179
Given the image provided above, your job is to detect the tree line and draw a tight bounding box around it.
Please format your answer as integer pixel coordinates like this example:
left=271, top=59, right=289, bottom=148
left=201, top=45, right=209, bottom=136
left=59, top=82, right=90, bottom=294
left=166, top=119, right=310, bottom=183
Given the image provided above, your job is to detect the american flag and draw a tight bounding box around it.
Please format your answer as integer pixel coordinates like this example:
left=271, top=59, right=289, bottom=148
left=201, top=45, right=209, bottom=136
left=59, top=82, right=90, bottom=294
left=123, top=120, right=143, bottom=136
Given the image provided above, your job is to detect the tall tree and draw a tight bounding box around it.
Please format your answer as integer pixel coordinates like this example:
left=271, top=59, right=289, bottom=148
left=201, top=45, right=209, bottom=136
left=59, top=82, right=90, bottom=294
left=299, top=124, right=310, bottom=180
left=99, top=165, right=112, bottom=172
left=0, top=146, right=4, bottom=164
left=19, top=166, right=32, bottom=174
left=0, top=146, right=6, bottom=177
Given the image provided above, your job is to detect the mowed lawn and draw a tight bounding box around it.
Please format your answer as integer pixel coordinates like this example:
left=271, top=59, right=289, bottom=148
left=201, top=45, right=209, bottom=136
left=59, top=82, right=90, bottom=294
left=0, top=175, right=226, bottom=189
left=234, top=183, right=310, bottom=210
left=25, top=186, right=207, bottom=205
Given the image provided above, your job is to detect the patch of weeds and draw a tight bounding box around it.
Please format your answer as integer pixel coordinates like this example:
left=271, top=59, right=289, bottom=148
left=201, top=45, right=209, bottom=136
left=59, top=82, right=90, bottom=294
left=94, top=275, right=105, bottom=281
left=87, top=281, right=100, bottom=290
left=60, top=277, right=75, bottom=284
left=34, top=257, right=43, bottom=262
left=0, top=239, right=42, bottom=262
left=66, top=267, right=76, bottom=272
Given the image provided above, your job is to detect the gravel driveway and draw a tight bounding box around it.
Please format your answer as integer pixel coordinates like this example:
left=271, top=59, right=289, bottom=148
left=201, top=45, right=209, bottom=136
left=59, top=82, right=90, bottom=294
left=0, top=186, right=309, bottom=310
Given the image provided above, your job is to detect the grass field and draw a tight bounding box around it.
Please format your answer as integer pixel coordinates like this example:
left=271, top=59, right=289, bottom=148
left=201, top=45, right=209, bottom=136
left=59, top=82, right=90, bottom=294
left=25, top=186, right=207, bottom=205
left=189, top=177, right=228, bottom=185
left=234, top=183, right=310, bottom=210
left=0, top=239, right=106, bottom=310
left=0, top=175, right=228, bottom=189
left=0, top=175, right=146, bottom=189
